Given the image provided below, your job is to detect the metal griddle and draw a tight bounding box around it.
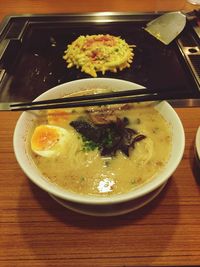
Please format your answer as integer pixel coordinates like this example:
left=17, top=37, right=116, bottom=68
left=0, top=12, right=199, bottom=107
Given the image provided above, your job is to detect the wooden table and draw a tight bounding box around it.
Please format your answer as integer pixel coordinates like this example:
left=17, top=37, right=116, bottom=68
left=0, top=1, right=200, bottom=266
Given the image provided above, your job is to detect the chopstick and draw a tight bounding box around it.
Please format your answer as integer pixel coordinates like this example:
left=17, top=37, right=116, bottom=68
left=9, top=88, right=200, bottom=111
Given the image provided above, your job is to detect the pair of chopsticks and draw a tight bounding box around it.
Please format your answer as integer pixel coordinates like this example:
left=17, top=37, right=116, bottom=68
left=9, top=88, right=200, bottom=111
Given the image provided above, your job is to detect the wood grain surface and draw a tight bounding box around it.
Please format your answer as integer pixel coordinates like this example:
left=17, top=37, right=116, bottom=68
left=0, top=0, right=191, bottom=20
left=0, top=1, right=200, bottom=267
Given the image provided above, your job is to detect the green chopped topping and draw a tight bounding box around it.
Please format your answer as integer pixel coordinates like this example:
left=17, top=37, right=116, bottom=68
left=82, top=136, right=98, bottom=151
left=104, top=160, right=111, bottom=167
left=131, top=179, right=136, bottom=185
left=135, top=118, right=141, bottom=124
left=102, top=129, right=114, bottom=147
left=80, top=177, right=85, bottom=182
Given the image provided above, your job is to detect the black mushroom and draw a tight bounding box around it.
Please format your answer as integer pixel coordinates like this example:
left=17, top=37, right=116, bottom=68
left=70, top=117, right=146, bottom=157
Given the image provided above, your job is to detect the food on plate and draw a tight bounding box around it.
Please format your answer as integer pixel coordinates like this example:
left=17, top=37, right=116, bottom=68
left=63, top=34, right=135, bottom=77
left=30, top=89, right=172, bottom=196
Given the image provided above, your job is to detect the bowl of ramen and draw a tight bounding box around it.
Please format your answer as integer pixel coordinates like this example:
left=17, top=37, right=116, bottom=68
left=13, top=78, right=185, bottom=216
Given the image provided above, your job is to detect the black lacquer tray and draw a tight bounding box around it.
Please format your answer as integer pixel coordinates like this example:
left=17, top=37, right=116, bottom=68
left=0, top=12, right=199, bottom=106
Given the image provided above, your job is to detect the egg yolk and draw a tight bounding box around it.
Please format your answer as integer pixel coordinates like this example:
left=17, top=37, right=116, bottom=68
left=31, top=125, right=60, bottom=151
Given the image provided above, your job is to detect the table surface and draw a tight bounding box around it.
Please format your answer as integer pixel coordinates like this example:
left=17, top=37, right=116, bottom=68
left=1, top=1, right=200, bottom=267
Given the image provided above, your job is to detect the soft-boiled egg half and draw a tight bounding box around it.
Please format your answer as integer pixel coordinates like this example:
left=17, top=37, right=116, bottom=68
left=31, top=125, right=70, bottom=157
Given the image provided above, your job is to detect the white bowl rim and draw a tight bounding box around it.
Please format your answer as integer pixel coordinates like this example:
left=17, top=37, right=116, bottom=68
left=13, top=78, right=185, bottom=205
left=195, top=126, right=200, bottom=161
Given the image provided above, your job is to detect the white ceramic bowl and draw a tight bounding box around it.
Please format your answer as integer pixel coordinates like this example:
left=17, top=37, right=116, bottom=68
left=13, top=78, right=185, bottom=210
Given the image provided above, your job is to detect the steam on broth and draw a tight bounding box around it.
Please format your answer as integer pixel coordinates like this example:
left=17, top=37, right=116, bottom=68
left=30, top=88, right=172, bottom=196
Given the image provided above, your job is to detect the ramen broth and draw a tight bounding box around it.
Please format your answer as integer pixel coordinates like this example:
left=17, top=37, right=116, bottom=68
left=30, top=89, right=172, bottom=196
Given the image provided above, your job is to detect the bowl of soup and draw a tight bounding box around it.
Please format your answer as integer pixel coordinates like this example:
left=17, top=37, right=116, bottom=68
left=13, top=78, right=185, bottom=215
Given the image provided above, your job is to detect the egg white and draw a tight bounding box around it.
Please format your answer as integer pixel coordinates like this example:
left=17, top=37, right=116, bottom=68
left=31, top=125, right=70, bottom=158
